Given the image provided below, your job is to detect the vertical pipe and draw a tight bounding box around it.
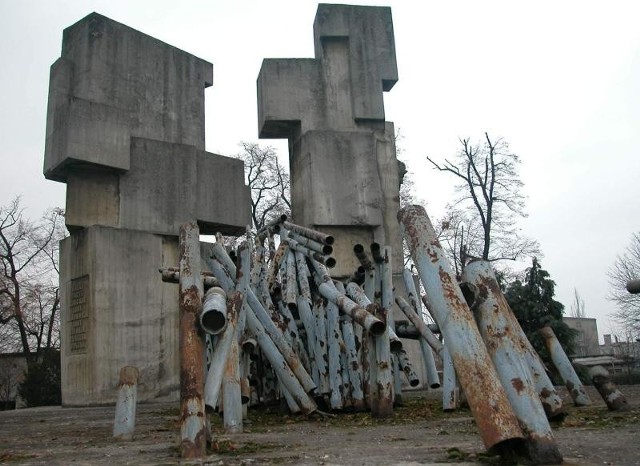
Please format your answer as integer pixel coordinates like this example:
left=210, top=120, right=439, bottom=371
left=374, top=305, right=393, bottom=418
left=313, top=296, right=330, bottom=395
left=326, top=297, right=344, bottom=409
left=539, top=326, right=592, bottom=406
left=294, top=251, right=323, bottom=389
left=340, top=314, right=366, bottom=411
left=419, top=338, right=441, bottom=389
left=380, top=246, right=402, bottom=405
left=179, top=222, right=206, bottom=459
left=589, top=365, right=628, bottom=411
left=398, top=205, right=523, bottom=452
left=113, top=366, right=139, bottom=441
left=223, top=296, right=243, bottom=433
left=462, top=260, right=562, bottom=464
left=442, top=344, right=459, bottom=412
left=525, top=351, right=565, bottom=420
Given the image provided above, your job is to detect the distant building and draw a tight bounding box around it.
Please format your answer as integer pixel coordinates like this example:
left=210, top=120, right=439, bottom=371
left=600, top=334, right=640, bottom=370
left=563, top=317, right=600, bottom=357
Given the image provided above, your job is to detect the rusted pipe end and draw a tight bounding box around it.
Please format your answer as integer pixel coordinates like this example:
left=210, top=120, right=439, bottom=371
left=119, top=366, right=139, bottom=385
left=369, top=320, right=386, bottom=336
left=626, top=279, right=640, bottom=294
left=370, top=242, right=383, bottom=263
left=538, top=326, right=555, bottom=339
left=389, top=339, right=403, bottom=353
left=523, top=437, right=563, bottom=465
left=200, top=311, right=227, bottom=335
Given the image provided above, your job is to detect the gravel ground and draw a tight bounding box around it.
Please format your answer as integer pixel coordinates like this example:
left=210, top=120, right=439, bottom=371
left=0, top=385, right=638, bottom=465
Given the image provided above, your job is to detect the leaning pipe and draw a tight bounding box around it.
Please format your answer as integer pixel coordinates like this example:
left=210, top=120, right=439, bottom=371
left=539, top=326, right=592, bottom=406
left=462, top=260, right=562, bottom=464
left=398, top=205, right=523, bottom=453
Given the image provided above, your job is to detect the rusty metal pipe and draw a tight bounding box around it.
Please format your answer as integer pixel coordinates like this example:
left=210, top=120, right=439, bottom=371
left=312, top=261, right=386, bottom=336
left=353, top=244, right=375, bottom=270
left=283, top=221, right=334, bottom=245
left=442, top=344, right=459, bottom=412
left=396, top=349, right=420, bottom=387
left=178, top=222, right=206, bottom=459
left=244, top=304, right=316, bottom=414
left=346, top=282, right=402, bottom=352
left=282, top=227, right=333, bottom=255
left=160, top=268, right=220, bottom=289
left=462, top=261, right=562, bottom=464
left=374, top=305, right=393, bottom=418
left=113, top=366, right=139, bottom=441
left=313, top=296, right=330, bottom=395
left=539, top=326, right=592, bottom=407
left=283, top=250, right=298, bottom=311
left=326, top=298, right=344, bottom=409
left=419, top=338, right=440, bottom=389
left=200, top=286, right=227, bottom=335
left=370, top=242, right=384, bottom=264
left=286, top=237, right=336, bottom=268
left=398, top=205, right=523, bottom=452
left=589, top=365, right=629, bottom=411
left=395, top=296, right=443, bottom=355
left=205, top=255, right=317, bottom=396
left=626, top=279, right=640, bottom=294
left=204, top=292, right=242, bottom=412
left=340, top=314, right=365, bottom=411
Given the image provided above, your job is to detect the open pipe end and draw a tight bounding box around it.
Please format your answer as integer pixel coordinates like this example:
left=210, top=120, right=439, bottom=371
left=390, top=340, right=403, bottom=353
left=353, top=244, right=365, bottom=254
left=325, top=257, right=337, bottom=268
left=200, top=311, right=227, bottom=335
left=430, top=382, right=441, bottom=389
left=322, top=244, right=333, bottom=255
left=409, top=378, right=420, bottom=388
left=369, top=320, right=386, bottom=336
left=324, top=235, right=335, bottom=246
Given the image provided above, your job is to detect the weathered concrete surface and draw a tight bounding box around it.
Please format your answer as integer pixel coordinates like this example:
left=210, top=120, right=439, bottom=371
left=257, top=4, right=402, bottom=277
left=59, top=226, right=180, bottom=406
left=45, top=13, right=251, bottom=406
left=44, top=12, right=212, bottom=179
left=257, top=4, right=422, bottom=387
left=1, top=386, right=638, bottom=465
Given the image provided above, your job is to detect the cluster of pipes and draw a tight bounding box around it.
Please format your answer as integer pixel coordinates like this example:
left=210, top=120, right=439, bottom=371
left=107, top=204, right=629, bottom=462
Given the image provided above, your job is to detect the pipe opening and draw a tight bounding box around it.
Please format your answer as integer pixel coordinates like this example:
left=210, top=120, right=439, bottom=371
left=200, top=311, right=226, bottom=335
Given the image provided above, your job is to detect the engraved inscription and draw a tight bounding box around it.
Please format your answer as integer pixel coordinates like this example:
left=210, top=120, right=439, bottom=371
left=69, top=276, right=89, bottom=353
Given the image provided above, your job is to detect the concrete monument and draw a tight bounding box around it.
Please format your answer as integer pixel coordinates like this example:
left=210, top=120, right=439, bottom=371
left=258, top=4, right=425, bottom=384
left=44, top=13, right=251, bottom=405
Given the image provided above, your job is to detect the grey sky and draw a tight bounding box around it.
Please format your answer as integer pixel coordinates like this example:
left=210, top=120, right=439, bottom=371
left=1, top=0, right=639, bottom=341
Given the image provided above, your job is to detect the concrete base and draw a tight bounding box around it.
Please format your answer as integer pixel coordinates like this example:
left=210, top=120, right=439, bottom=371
left=60, top=225, right=180, bottom=405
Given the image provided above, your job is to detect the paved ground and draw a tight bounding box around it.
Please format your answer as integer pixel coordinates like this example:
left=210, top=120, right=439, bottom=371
left=1, top=385, right=639, bottom=465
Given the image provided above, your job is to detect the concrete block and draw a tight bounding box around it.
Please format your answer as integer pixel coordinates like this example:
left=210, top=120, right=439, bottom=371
left=44, top=12, right=213, bottom=181
left=291, top=131, right=384, bottom=228
left=64, top=138, right=251, bottom=236
left=60, top=226, right=180, bottom=405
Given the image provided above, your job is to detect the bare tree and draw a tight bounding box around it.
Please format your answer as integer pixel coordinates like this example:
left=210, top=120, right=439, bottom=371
left=0, top=198, right=65, bottom=356
left=570, top=288, right=586, bottom=318
left=236, top=142, right=291, bottom=230
left=427, top=133, right=540, bottom=269
left=608, top=232, right=640, bottom=336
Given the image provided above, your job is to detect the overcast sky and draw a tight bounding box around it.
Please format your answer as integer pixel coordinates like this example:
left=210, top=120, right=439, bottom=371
left=1, top=1, right=638, bottom=342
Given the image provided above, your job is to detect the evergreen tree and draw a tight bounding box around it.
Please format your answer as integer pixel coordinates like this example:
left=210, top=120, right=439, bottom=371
left=505, top=258, right=576, bottom=364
